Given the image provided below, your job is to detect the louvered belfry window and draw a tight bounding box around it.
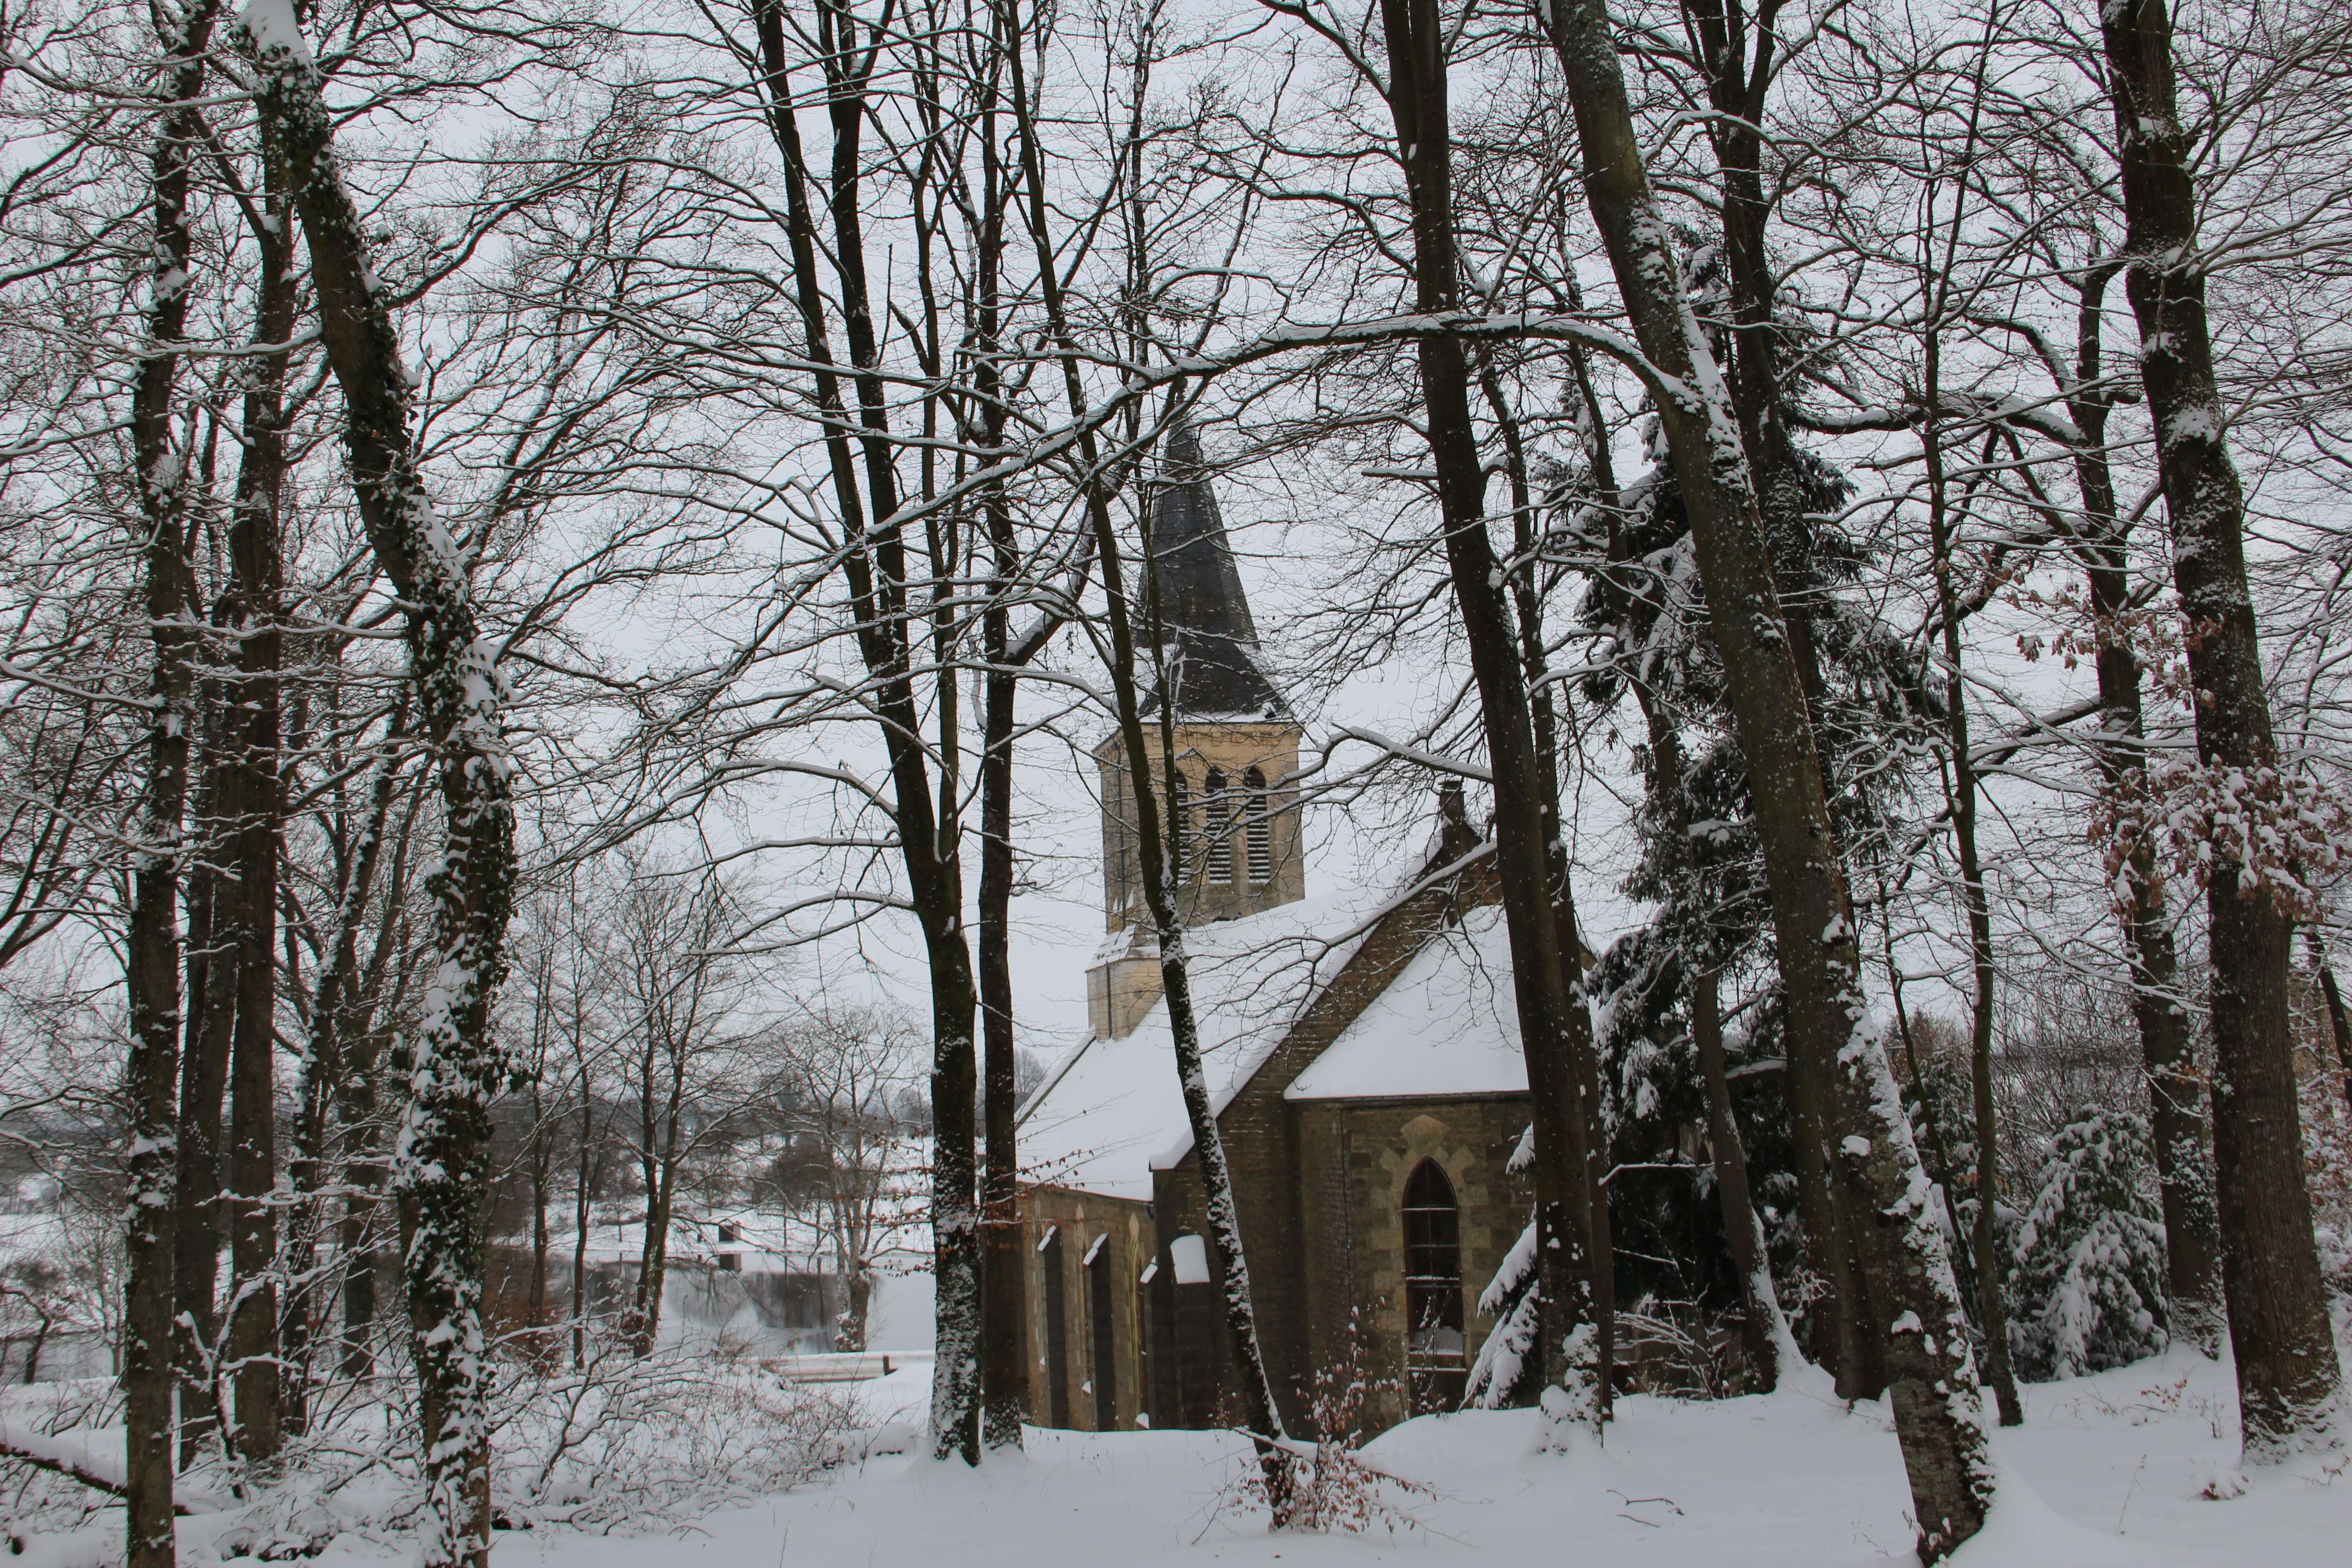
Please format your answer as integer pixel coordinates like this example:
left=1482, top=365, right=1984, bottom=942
left=1244, top=766, right=1272, bottom=883
left=1204, top=769, right=1232, bottom=884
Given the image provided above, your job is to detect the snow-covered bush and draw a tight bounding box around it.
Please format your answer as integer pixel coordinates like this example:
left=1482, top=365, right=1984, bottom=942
left=490, top=1339, right=863, bottom=1528
left=2007, top=1107, right=2169, bottom=1381
left=1228, top=1313, right=1426, bottom=1535
left=0, top=1332, right=864, bottom=1558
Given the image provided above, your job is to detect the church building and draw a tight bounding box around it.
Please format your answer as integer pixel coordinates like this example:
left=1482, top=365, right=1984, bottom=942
left=1015, top=429, right=1534, bottom=1439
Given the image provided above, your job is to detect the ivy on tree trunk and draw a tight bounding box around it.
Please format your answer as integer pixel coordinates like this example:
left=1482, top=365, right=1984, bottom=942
left=250, top=13, right=520, bottom=1563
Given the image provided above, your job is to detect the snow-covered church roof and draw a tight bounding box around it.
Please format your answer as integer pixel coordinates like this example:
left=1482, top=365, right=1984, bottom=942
left=1018, top=887, right=1528, bottom=1201
left=1284, top=903, right=1524, bottom=1101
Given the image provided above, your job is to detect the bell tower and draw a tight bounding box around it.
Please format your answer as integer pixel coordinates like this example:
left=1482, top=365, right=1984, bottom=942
left=1089, top=426, right=1304, bottom=1038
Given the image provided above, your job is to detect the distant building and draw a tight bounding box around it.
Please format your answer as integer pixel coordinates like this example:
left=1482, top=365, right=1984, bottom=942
left=489, top=1210, right=867, bottom=1357
left=1016, top=428, right=1532, bottom=1439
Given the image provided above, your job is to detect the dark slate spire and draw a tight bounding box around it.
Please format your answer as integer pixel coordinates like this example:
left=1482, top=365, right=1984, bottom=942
left=1150, top=423, right=1258, bottom=644
left=1146, top=425, right=1287, bottom=719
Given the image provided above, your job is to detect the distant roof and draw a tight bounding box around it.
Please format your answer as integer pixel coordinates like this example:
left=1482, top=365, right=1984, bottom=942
left=1143, top=425, right=1288, bottom=721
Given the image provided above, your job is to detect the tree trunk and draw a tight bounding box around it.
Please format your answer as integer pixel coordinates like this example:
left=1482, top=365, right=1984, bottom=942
left=633, top=1191, right=668, bottom=1355
left=1005, top=29, right=1292, bottom=1475
left=840, top=1263, right=872, bottom=1355
left=1486, top=363, right=1616, bottom=1412
left=1692, top=968, right=1786, bottom=1386
left=122, top=13, right=224, bottom=1564
left=2100, top=0, right=2341, bottom=1456
left=1644, top=695, right=1787, bottom=1390
left=2058, top=265, right=2222, bottom=1352
left=529, top=1101, right=551, bottom=1342
left=21, top=1304, right=53, bottom=1386
left=977, top=652, right=1028, bottom=1446
left=253, top=20, right=520, bottom=1565
left=1084, top=478, right=1294, bottom=1503
left=336, top=1021, right=388, bottom=1379
left=747, top=1, right=983, bottom=1460
left=291, top=726, right=404, bottom=1417
left=1920, top=359, right=2021, bottom=1427
left=332, top=795, right=414, bottom=1384
left=920, top=919, right=981, bottom=1465
left=1886, top=954, right=1980, bottom=1324
left=1538, top=0, right=1992, bottom=1553
left=974, top=41, right=1029, bottom=1443
left=633, top=1074, right=684, bottom=1357
left=571, top=1045, right=598, bottom=1369
left=173, top=792, right=232, bottom=1465
left=630, top=1058, right=661, bottom=1353
left=222, top=148, right=293, bottom=1465
left=1378, top=0, right=1605, bottom=1421
left=283, top=1036, right=330, bottom=1435
left=2313, top=931, right=2352, bottom=1121
left=1675, top=0, right=1882, bottom=1399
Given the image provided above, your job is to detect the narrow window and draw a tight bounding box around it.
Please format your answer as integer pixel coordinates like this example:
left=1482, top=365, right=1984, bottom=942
left=1087, top=1234, right=1117, bottom=1429
left=1204, top=769, right=1232, bottom=884
left=1039, top=1226, right=1071, bottom=1426
left=1137, top=1258, right=1159, bottom=1428
left=1168, top=1233, right=1216, bottom=1427
left=1244, top=767, right=1272, bottom=884
left=1402, top=1160, right=1465, bottom=1413
left=1108, top=761, right=1131, bottom=918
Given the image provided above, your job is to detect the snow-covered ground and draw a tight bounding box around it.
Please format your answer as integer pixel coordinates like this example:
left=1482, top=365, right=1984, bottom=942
left=376, top=1349, right=2341, bottom=1568
left=7, top=1347, right=2340, bottom=1565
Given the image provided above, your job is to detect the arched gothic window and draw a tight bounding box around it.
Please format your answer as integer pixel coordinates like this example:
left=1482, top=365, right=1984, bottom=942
left=1244, top=766, right=1272, bottom=884
left=1204, top=769, right=1232, bottom=884
left=1402, top=1159, right=1465, bottom=1412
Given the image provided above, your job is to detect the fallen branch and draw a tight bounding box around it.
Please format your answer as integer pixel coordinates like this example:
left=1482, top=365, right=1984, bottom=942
left=0, top=1418, right=218, bottom=1514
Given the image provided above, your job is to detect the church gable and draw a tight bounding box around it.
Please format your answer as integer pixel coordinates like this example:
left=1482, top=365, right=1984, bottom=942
left=1161, top=797, right=1507, bottom=1158
left=1284, top=900, right=1524, bottom=1103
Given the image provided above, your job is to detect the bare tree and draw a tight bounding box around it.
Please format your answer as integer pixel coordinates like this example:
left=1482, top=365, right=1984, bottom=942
left=251, top=12, right=524, bottom=1562
left=766, top=1008, right=926, bottom=1352
left=2099, top=0, right=2342, bottom=1456
left=607, top=855, right=755, bottom=1355
left=1533, top=0, right=1995, bottom=1551
left=122, top=5, right=227, bottom=1562
left=1368, top=0, right=1614, bottom=1419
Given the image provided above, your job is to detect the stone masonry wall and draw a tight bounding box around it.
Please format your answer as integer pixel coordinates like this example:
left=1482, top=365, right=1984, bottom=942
left=1139, top=855, right=1516, bottom=1435
left=1297, top=1096, right=1533, bottom=1433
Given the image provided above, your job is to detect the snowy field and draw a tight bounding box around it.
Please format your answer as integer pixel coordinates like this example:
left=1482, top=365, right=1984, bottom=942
left=287, top=1350, right=2343, bottom=1568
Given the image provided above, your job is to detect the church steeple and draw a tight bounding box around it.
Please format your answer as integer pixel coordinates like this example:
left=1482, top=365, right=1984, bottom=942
left=1150, top=423, right=1258, bottom=644
left=1089, top=424, right=1307, bottom=1036
left=1144, top=424, right=1286, bottom=721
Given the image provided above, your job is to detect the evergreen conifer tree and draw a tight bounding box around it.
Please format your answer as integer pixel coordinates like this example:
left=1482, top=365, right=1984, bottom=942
left=2008, top=1109, right=2170, bottom=1382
